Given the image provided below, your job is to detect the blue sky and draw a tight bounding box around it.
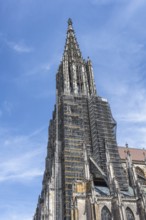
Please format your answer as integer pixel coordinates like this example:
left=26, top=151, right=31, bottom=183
left=0, top=0, right=146, bottom=219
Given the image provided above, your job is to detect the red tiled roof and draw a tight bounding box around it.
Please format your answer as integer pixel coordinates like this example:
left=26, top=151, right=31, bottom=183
left=118, top=147, right=146, bottom=161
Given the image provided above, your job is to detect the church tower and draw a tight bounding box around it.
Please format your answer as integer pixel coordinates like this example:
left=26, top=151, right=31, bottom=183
left=33, top=19, right=146, bottom=220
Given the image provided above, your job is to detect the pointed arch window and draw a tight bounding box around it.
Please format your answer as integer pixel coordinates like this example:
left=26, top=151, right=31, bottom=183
left=136, top=167, right=145, bottom=176
left=101, top=206, right=112, bottom=220
left=136, top=166, right=146, bottom=185
left=126, top=207, right=135, bottom=220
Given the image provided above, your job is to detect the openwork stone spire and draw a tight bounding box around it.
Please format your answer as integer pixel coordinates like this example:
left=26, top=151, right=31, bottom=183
left=63, top=18, right=82, bottom=62
left=56, top=19, right=97, bottom=96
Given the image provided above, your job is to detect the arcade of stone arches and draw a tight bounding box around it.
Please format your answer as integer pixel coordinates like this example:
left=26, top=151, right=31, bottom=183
left=101, top=206, right=135, bottom=220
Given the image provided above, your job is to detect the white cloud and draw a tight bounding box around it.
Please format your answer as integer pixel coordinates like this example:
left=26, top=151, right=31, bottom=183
left=80, top=0, right=146, bottom=144
left=119, top=112, right=146, bottom=123
left=7, top=41, right=33, bottom=53
left=0, top=168, right=43, bottom=182
left=8, top=215, right=32, bottom=220
left=20, top=62, right=51, bottom=77
left=0, top=149, right=43, bottom=182
left=0, top=127, right=46, bottom=219
left=115, top=86, right=146, bottom=122
left=112, top=84, right=146, bottom=147
left=0, top=33, right=33, bottom=53
left=0, top=211, right=33, bottom=220
left=2, top=214, right=31, bottom=220
left=0, top=127, right=46, bottom=183
left=117, top=124, right=146, bottom=149
left=127, top=0, right=146, bottom=15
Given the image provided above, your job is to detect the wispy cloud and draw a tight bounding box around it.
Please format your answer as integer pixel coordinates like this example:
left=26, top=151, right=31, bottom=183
left=0, top=126, right=45, bottom=218
left=7, top=41, right=33, bottom=53
left=119, top=112, right=146, bottom=123
left=0, top=205, right=33, bottom=220
left=117, top=124, right=146, bottom=149
left=112, top=84, right=146, bottom=122
left=0, top=148, right=43, bottom=182
left=111, top=83, right=146, bottom=147
left=0, top=127, right=46, bottom=183
left=0, top=212, right=32, bottom=220
left=79, top=0, right=146, bottom=149
left=0, top=33, right=33, bottom=53
left=6, top=214, right=32, bottom=220
left=24, top=62, right=51, bottom=77
left=127, top=0, right=146, bottom=15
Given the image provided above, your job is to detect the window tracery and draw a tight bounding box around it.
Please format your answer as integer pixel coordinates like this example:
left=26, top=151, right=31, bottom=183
left=126, top=207, right=135, bottom=220
left=101, top=206, right=112, bottom=220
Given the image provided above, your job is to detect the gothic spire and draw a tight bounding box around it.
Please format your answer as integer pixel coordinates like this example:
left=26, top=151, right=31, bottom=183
left=63, top=18, right=82, bottom=61
left=57, top=19, right=97, bottom=96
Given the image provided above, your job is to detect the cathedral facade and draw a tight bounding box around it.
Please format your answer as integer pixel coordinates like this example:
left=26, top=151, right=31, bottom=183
left=33, top=19, right=146, bottom=220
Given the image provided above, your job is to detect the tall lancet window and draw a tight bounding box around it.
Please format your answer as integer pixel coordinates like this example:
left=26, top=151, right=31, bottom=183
left=101, top=206, right=112, bottom=220
left=126, top=207, right=135, bottom=220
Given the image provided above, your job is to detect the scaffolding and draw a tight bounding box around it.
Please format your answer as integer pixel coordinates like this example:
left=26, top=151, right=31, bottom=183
left=62, top=95, right=86, bottom=219
left=88, top=95, right=128, bottom=191
left=33, top=19, right=131, bottom=220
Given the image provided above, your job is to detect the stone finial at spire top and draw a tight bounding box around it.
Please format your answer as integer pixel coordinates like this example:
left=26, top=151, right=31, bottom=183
left=67, top=18, right=73, bottom=31
left=68, top=18, right=72, bottom=25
